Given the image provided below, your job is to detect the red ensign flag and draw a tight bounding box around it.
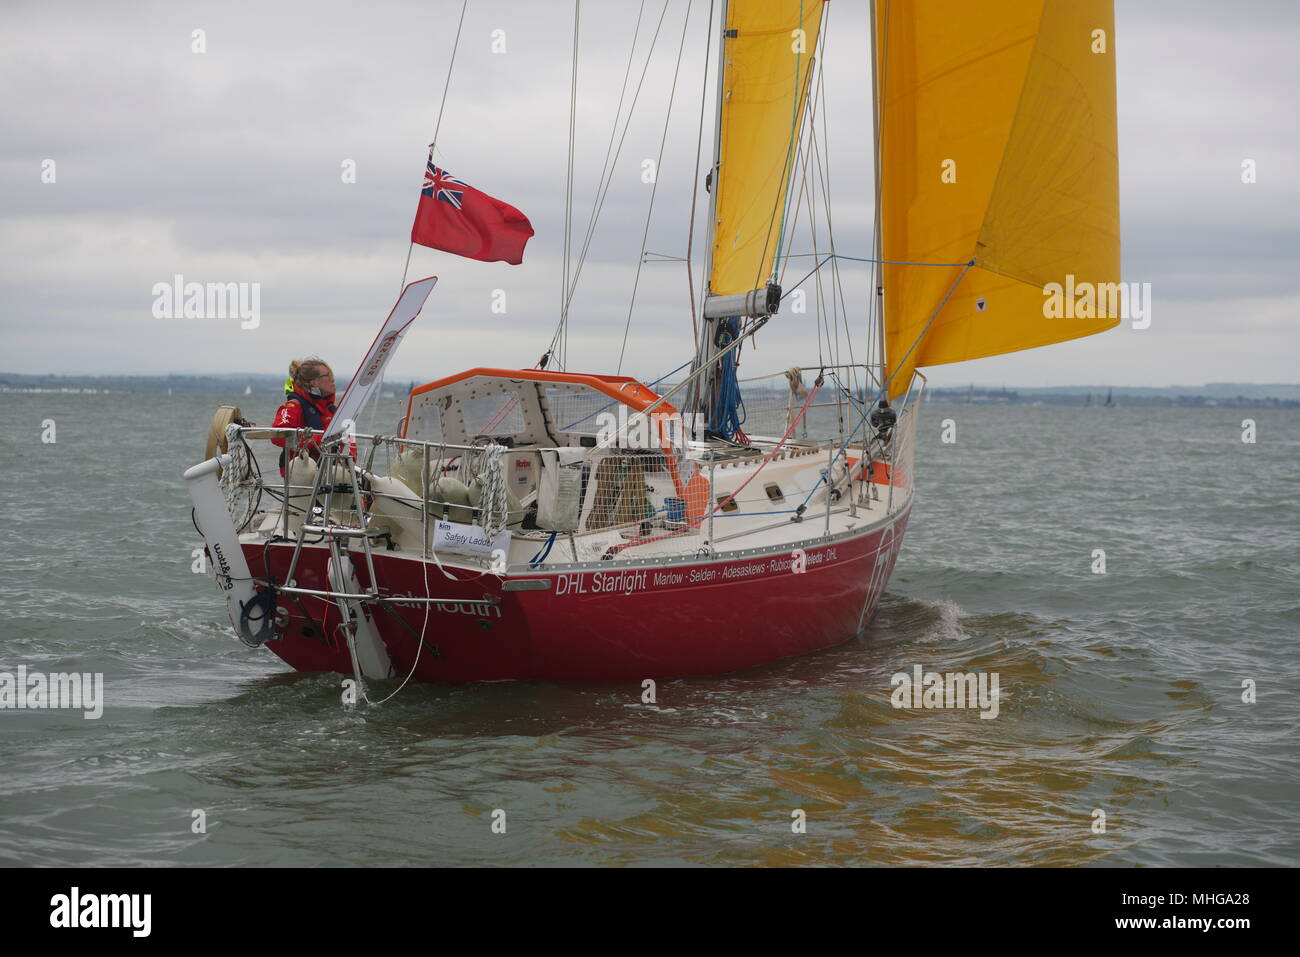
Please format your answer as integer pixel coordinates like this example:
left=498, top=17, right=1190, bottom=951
left=410, top=155, right=534, bottom=265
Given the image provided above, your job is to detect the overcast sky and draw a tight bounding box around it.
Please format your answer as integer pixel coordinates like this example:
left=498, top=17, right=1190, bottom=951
left=1, top=0, right=1296, bottom=388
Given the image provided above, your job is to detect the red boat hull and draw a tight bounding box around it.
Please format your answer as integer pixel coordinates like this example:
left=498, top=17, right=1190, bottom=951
left=243, top=505, right=910, bottom=682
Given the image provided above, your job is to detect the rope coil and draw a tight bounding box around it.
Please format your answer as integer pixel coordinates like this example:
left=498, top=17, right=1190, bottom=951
left=220, top=423, right=260, bottom=532
left=475, top=443, right=509, bottom=540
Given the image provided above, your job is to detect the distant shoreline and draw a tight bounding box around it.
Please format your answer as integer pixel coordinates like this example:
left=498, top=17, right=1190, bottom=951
left=2, top=373, right=1298, bottom=409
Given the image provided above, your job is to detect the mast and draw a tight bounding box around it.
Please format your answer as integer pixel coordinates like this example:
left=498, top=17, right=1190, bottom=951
left=691, top=0, right=730, bottom=429
left=869, top=0, right=886, bottom=392
left=690, top=0, right=825, bottom=437
left=701, top=0, right=728, bottom=315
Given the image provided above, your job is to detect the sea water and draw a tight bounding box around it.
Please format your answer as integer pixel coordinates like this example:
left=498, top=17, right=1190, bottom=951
left=1, top=393, right=1296, bottom=866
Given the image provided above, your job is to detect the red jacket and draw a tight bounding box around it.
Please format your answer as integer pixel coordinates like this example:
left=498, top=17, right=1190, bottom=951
left=272, top=387, right=337, bottom=474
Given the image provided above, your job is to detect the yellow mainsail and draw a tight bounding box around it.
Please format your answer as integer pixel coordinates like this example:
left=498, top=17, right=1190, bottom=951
left=876, top=0, right=1120, bottom=396
left=709, top=0, right=825, bottom=299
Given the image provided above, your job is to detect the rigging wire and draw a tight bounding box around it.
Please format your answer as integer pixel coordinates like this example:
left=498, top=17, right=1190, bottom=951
left=400, top=0, right=469, bottom=292
left=752, top=0, right=816, bottom=296
left=777, top=7, right=864, bottom=420
left=792, top=258, right=976, bottom=517
left=569, top=0, right=649, bottom=293
left=781, top=254, right=970, bottom=305
left=775, top=75, right=818, bottom=285
left=559, top=0, right=582, bottom=371
left=807, top=19, right=861, bottom=399
left=576, top=0, right=649, bottom=280
left=870, top=0, right=893, bottom=383
left=775, top=53, right=828, bottom=373
left=806, top=80, right=849, bottom=439
left=429, top=0, right=469, bottom=161
left=683, top=0, right=716, bottom=352
left=618, top=0, right=694, bottom=375
left=768, top=0, right=819, bottom=289
left=564, top=0, right=672, bottom=310
left=805, top=126, right=837, bottom=434
left=803, top=135, right=827, bottom=370
left=545, top=0, right=671, bottom=370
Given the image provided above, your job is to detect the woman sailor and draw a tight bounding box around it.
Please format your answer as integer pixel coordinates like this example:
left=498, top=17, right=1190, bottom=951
left=271, top=358, right=337, bottom=474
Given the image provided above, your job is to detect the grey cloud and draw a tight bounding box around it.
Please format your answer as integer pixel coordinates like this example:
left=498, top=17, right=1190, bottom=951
left=0, top=0, right=1296, bottom=388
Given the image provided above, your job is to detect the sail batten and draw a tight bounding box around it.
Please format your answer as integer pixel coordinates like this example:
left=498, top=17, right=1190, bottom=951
left=877, top=0, right=1121, bottom=396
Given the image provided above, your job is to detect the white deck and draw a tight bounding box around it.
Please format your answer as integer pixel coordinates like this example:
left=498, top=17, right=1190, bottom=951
left=243, top=438, right=912, bottom=573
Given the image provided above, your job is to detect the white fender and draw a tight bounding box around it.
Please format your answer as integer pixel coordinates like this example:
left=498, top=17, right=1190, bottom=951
left=184, top=455, right=263, bottom=644
left=366, top=473, right=425, bottom=551
left=327, top=552, right=394, bottom=680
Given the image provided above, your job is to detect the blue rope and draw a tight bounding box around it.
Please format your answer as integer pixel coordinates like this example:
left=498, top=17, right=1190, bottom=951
left=710, top=317, right=746, bottom=440
left=528, top=531, right=558, bottom=567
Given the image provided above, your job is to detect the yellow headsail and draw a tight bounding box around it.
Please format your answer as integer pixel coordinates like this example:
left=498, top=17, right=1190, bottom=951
left=876, top=0, right=1120, bottom=396
left=709, top=0, right=825, bottom=299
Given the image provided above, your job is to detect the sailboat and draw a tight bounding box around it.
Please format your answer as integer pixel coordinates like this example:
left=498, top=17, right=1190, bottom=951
left=185, top=0, right=1121, bottom=685
left=1105, top=388, right=1117, bottom=407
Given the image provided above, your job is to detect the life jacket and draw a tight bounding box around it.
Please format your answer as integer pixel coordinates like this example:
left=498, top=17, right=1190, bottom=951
left=278, top=390, right=334, bottom=470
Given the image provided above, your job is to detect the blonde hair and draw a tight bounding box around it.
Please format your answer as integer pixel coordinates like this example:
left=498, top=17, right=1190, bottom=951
left=291, top=357, right=331, bottom=387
